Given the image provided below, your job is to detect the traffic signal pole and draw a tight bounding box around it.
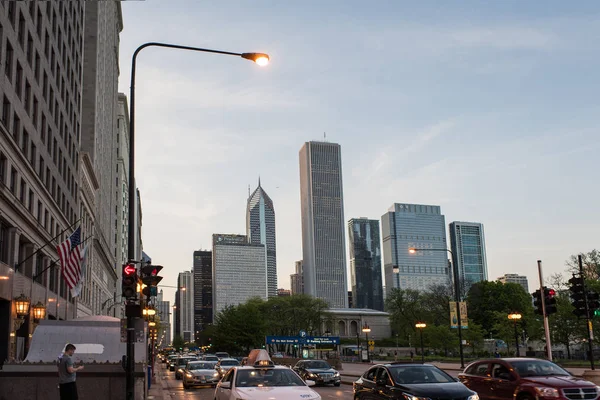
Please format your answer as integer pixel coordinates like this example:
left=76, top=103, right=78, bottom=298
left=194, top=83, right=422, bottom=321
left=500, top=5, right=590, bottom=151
left=538, top=260, right=553, bottom=361
left=579, top=255, right=595, bottom=370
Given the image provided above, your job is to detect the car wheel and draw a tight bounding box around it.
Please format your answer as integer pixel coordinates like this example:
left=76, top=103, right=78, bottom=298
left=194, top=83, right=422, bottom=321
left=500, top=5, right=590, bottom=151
left=518, top=395, right=535, bottom=400
left=183, top=383, right=189, bottom=389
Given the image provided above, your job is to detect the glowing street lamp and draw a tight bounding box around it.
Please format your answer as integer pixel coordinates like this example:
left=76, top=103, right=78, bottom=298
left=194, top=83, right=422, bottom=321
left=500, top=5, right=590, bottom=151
left=415, top=322, right=427, bottom=363
left=508, top=313, right=522, bottom=357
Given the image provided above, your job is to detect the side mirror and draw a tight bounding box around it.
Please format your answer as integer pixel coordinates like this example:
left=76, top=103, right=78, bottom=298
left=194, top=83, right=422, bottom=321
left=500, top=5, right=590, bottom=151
left=306, top=380, right=316, bottom=387
left=220, top=381, right=231, bottom=389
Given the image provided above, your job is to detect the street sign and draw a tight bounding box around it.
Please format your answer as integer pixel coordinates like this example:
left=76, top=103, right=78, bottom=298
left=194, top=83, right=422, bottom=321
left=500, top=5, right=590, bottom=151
left=299, top=330, right=307, bottom=338
left=266, top=336, right=301, bottom=345
left=266, top=336, right=340, bottom=345
left=368, top=340, right=374, bottom=346
left=305, top=336, right=340, bottom=345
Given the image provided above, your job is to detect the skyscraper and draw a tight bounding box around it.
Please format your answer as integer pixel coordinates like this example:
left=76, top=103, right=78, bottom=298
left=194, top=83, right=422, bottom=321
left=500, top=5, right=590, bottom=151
left=381, top=203, right=450, bottom=294
left=449, top=221, right=488, bottom=296
left=290, top=260, right=303, bottom=295
left=498, top=274, right=529, bottom=294
left=299, top=141, right=348, bottom=308
left=156, top=290, right=171, bottom=347
left=348, top=218, right=384, bottom=311
left=193, top=250, right=213, bottom=341
left=212, top=234, right=267, bottom=316
left=246, top=179, right=277, bottom=298
left=177, top=271, right=194, bottom=343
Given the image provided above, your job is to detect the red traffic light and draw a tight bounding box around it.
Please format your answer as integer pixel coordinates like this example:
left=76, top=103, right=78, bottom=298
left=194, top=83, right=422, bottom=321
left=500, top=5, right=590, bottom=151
left=123, top=264, right=136, bottom=276
left=547, top=289, right=556, bottom=297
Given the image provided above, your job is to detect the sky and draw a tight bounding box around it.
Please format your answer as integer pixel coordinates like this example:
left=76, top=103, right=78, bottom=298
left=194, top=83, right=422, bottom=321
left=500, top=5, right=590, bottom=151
left=117, top=0, right=600, bottom=309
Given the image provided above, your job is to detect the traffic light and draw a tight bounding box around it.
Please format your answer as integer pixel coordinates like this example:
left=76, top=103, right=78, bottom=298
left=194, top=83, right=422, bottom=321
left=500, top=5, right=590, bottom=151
left=141, top=265, right=163, bottom=298
left=588, top=292, right=600, bottom=317
left=544, top=287, right=558, bottom=315
left=122, top=262, right=138, bottom=300
left=533, top=289, right=543, bottom=315
left=569, top=275, right=587, bottom=317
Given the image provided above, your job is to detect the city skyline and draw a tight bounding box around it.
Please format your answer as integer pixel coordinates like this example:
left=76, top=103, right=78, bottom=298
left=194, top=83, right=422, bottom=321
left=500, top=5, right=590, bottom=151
left=117, top=1, right=600, bottom=307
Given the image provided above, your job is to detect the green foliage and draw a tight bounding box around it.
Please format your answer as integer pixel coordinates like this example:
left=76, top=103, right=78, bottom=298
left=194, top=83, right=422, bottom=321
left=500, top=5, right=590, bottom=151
left=565, top=250, right=600, bottom=280
left=211, top=295, right=330, bottom=355
left=172, top=335, right=185, bottom=350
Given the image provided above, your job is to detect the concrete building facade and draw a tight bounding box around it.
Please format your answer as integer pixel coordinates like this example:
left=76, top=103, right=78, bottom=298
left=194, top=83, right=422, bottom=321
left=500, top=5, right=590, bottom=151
left=382, top=203, right=450, bottom=294
left=498, top=273, right=529, bottom=294
left=177, top=270, right=193, bottom=343
left=212, top=234, right=266, bottom=316
left=348, top=218, right=384, bottom=311
left=0, top=1, right=86, bottom=363
left=290, top=260, right=303, bottom=295
left=299, top=141, right=348, bottom=308
left=156, top=289, right=171, bottom=347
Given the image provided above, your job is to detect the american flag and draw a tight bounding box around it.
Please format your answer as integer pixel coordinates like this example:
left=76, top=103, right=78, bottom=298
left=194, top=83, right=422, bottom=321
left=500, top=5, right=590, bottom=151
left=57, top=227, right=82, bottom=289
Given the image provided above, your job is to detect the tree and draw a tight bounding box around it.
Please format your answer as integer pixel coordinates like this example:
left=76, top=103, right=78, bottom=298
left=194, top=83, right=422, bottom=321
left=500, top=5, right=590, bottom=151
left=386, top=288, right=428, bottom=344
left=463, top=322, right=485, bottom=355
left=424, top=325, right=457, bottom=356
left=172, top=335, right=185, bottom=351
left=566, top=250, right=600, bottom=280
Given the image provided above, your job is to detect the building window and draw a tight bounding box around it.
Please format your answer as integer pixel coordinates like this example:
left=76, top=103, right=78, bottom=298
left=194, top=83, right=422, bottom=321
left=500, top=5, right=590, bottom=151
left=19, top=179, right=26, bottom=203
left=1, top=95, right=9, bottom=127
left=4, top=41, right=13, bottom=81
left=15, top=62, right=23, bottom=98
left=0, top=152, right=6, bottom=186
left=21, top=130, right=28, bottom=155
left=28, top=189, right=33, bottom=213
left=9, top=167, right=16, bottom=194
left=0, top=220, right=9, bottom=264
left=37, top=201, right=42, bottom=222
left=44, top=210, right=48, bottom=229
left=12, top=112, right=19, bottom=139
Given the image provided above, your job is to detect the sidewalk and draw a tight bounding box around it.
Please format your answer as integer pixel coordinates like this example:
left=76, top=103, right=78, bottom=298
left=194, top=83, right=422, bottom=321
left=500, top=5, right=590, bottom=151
left=147, top=365, right=167, bottom=400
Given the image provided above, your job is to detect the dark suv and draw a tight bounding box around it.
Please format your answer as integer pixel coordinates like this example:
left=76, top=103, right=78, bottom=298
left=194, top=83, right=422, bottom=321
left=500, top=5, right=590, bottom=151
left=458, top=358, right=598, bottom=400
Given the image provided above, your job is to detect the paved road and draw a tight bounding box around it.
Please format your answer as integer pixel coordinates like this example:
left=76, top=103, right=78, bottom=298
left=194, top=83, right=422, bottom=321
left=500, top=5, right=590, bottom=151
left=157, top=362, right=354, bottom=399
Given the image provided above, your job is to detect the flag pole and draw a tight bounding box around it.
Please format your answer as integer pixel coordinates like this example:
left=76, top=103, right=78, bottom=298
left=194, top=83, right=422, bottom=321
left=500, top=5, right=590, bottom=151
left=15, top=218, right=82, bottom=272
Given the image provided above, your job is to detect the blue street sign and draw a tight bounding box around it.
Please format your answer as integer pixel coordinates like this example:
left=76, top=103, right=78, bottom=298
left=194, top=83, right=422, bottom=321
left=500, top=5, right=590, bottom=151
left=305, top=336, right=340, bottom=345
left=299, top=330, right=307, bottom=338
left=266, top=336, right=300, bottom=345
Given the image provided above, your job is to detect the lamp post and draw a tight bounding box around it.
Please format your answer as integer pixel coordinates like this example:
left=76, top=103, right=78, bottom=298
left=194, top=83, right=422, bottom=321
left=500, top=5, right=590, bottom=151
left=126, top=42, right=269, bottom=400
left=409, top=247, right=464, bottom=368
left=507, top=313, right=522, bottom=357
left=415, top=322, right=426, bottom=363
left=362, top=323, right=371, bottom=363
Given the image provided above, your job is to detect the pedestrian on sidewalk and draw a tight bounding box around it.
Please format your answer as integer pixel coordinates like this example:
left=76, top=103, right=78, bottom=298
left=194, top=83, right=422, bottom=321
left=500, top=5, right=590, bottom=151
left=58, top=344, right=84, bottom=400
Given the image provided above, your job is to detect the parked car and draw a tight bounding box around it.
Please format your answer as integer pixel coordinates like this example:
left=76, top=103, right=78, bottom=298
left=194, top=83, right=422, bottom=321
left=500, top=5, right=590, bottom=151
left=182, top=361, right=219, bottom=389
left=216, top=358, right=241, bottom=377
left=354, top=363, right=478, bottom=400
left=293, top=359, right=341, bottom=386
left=459, top=358, right=598, bottom=400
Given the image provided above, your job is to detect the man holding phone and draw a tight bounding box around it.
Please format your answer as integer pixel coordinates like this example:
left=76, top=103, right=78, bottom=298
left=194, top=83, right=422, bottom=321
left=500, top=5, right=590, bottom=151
left=59, top=343, right=84, bottom=400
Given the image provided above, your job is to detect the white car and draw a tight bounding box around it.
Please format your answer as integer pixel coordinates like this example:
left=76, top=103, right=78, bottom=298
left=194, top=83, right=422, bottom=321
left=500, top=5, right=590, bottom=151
left=214, top=350, right=321, bottom=400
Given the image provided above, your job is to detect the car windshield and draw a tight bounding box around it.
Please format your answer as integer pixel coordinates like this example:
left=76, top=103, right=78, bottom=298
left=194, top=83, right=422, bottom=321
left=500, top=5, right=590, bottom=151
left=236, top=369, right=306, bottom=387
left=178, top=358, right=195, bottom=365
left=391, top=366, right=455, bottom=384
left=305, top=361, right=331, bottom=369
left=188, top=362, right=216, bottom=370
left=204, top=356, right=219, bottom=361
left=220, top=360, right=239, bottom=366
left=510, top=360, right=570, bottom=377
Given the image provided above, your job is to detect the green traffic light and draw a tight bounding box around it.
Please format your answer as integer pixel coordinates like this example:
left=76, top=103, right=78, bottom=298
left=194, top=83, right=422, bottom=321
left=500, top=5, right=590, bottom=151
left=594, top=310, right=600, bottom=317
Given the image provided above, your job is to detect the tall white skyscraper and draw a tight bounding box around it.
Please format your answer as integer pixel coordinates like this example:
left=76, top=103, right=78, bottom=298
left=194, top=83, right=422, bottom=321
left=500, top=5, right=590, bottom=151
left=498, top=274, right=529, bottom=294
left=246, top=179, right=277, bottom=298
left=381, top=203, right=450, bottom=294
left=177, top=271, right=194, bottom=343
left=449, top=221, right=488, bottom=297
left=212, top=234, right=267, bottom=316
left=299, top=141, right=348, bottom=308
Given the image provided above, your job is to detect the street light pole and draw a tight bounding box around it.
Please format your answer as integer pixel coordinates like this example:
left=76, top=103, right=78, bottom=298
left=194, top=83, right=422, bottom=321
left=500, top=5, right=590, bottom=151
left=362, top=324, right=371, bottom=363
left=126, top=42, right=269, bottom=400
left=508, top=313, right=522, bottom=357
left=415, top=322, right=426, bottom=363
left=410, top=247, right=464, bottom=368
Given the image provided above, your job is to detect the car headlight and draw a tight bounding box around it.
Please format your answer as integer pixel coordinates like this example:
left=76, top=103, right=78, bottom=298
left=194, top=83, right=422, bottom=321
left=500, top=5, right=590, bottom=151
left=467, top=394, right=479, bottom=400
left=403, top=394, right=430, bottom=400
left=534, top=387, right=560, bottom=398
left=213, top=372, right=220, bottom=377
left=185, top=373, right=193, bottom=378
left=334, top=371, right=340, bottom=377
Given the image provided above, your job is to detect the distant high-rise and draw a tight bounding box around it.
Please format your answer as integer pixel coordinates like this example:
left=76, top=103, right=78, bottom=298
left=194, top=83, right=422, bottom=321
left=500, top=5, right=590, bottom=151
left=348, top=218, right=384, bottom=311
left=177, top=271, right=194, bottom=343
left=212, top=234, right=267, bottom=316
left=193, top=250, right=213, bottom=341
left=246, top=179, right=277, bottom=297
left=449, top=222, right=488, bottom=297
left=498, top=274, right=529, bottom=294
left=290, top=260, right=304, bottom=295
left=277, top=288, right=291, bottom=297
left=299, top=141, right=348, bottom=308
left=381, top=203, right=450, bottom=294
left=156, top=290, right=171, bottom=346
